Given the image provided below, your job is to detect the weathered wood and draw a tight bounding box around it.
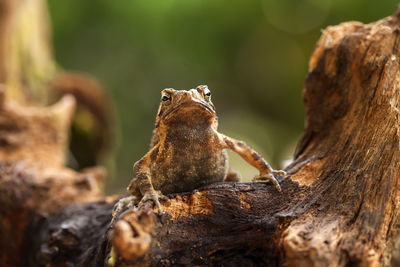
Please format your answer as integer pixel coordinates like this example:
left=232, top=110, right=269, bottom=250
left=26, top=180, right=306, bottom=266
left=283, top=13, right=400, bottom=266
left=0, top=93, right=103, bottom=266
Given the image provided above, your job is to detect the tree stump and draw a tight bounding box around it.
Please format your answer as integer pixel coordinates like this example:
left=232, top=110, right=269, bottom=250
left=3, top=5, right=400, bottom=267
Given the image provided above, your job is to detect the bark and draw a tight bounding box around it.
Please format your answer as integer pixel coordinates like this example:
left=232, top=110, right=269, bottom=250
left=3, top=4, right=400, bottom=267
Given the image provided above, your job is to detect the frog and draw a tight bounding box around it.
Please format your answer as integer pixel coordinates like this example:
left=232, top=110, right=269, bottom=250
left=111, top=85, right=286, bottom=224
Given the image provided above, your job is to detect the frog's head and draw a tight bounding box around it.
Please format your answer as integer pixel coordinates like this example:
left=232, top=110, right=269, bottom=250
left=155, top=85, right=217, bottom=128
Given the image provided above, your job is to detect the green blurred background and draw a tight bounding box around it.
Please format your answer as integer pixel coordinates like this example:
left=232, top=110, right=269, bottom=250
left=47, top=0, right=399, bottom=194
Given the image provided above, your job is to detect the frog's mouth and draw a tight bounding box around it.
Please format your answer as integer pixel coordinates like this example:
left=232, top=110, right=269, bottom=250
left=163, top=101, right=216, bottom=121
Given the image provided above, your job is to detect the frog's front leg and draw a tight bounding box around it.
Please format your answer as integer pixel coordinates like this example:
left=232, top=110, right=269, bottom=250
left=110, top=145, right=167, bottom=227
left=218, top=133, right=286, bottom=192
left=131, top=145, right=169, bottom=213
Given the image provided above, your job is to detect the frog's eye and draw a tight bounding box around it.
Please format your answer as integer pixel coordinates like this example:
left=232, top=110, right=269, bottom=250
left=203, top=87, right=211, bottom=101
left=161, top=91, right=172, bottom=105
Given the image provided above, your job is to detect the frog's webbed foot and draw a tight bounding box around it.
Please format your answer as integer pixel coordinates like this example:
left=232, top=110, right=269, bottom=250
left=110, top=195, right=137, bottom=227
left=138, top=189, right=169, bottom=214
left=252, top=171, right=282, bottom=192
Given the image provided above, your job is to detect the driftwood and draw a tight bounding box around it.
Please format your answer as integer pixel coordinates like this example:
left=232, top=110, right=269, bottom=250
left=3, top=3, right=400, bottom=267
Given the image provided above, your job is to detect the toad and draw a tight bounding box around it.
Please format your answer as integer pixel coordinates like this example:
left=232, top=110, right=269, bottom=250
left=112, top=85, right=286, bottom=223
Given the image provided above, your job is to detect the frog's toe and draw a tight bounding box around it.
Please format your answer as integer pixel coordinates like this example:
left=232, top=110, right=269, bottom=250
left=111, top=195, right=137, bottom=227
left=252, top=173, right=282, bottom=192
left=139, top=190, right=168, bottom=214
left=272, top=169, right=287, bottom=178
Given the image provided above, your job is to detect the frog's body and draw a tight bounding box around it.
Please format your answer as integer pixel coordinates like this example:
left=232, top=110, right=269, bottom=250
left=112, top=85, right=286, bottom=222
left=145, top=128, right=228, bottom=195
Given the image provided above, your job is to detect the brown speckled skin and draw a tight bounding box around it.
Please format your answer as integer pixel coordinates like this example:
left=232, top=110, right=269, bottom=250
left=122, top=85, right=286, bottom=213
